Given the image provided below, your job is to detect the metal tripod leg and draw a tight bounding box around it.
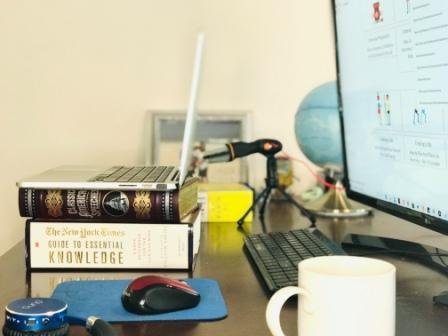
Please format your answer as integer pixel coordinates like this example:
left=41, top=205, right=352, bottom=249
left=237, top=187, right=270, bottom=226
left=258, top=186, right=272, bottom=220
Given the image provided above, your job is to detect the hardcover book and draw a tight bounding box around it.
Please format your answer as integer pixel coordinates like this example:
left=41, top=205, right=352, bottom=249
left=25, top=210, right=201, bottom=271
left=18, top=178, right=198, bottom=223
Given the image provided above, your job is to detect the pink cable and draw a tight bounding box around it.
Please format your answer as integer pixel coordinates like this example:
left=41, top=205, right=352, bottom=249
left=278, top=151, right=343, bottom=190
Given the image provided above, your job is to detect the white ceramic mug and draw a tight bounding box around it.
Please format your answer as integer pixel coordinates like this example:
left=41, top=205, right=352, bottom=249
left=266, top=256, right=396, bottom=336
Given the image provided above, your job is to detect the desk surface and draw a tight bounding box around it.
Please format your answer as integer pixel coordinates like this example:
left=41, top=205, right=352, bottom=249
left=1, top=202, right=448, bottom=335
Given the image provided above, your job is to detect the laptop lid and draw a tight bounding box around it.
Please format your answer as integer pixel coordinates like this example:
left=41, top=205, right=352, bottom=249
left=178, top=32, right=205, bottom=186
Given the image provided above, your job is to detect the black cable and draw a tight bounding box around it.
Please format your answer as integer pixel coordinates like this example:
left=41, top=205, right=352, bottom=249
left=435, top=248, right=448, bottom=267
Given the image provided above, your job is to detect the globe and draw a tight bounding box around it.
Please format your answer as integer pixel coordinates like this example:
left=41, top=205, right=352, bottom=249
left=294, top=81, right=370, bottom=217
left=294, top=81, right=342, bottom=168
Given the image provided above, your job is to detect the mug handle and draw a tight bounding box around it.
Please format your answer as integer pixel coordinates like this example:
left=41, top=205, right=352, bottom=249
left=265, top=286, right=311, bottom=336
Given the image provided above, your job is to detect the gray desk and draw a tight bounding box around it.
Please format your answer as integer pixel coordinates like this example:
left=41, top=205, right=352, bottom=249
left=1, top=202, right=447, bottom=335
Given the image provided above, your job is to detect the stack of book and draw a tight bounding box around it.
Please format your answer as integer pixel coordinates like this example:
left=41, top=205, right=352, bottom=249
left=18, top=178, right=201, bottom=271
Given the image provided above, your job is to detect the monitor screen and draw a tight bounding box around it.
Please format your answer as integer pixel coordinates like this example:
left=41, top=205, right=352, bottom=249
left=333, top=0, right=448, bottom=234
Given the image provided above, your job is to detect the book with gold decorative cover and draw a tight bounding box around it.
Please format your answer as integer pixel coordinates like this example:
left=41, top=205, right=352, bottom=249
left=18, top=178, right=198, bottom=223
left=25, top=210, right=201, bottom=271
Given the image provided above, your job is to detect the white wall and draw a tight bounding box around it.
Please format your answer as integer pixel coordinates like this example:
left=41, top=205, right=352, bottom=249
left=0, top=0, right=336, bottom=256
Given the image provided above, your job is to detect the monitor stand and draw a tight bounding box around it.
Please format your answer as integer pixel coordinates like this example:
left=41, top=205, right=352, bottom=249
left=342, top=233, right=448, bottom=306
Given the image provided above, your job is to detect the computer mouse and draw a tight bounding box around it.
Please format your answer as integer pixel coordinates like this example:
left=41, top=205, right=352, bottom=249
left=121, top=275, right=201, bottom=314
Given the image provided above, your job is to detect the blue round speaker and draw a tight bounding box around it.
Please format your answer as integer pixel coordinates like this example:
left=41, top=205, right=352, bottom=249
left=3, top=298, right=69, bottom=336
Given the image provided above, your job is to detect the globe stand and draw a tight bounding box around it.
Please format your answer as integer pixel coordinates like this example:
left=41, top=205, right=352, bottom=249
left=305, top=167, right=370, bottom=218
left=237, top=155, right=317, bottom=227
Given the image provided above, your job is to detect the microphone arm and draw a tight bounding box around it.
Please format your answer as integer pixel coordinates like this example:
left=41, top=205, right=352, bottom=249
left=203, top=139, right=282, bottom=163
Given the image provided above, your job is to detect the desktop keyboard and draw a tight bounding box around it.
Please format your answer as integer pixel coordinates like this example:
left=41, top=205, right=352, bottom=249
left=244, top=229, right=347, bottom=293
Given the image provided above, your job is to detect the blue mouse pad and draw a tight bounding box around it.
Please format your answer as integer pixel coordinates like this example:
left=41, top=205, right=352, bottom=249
left=51, top=278, right=227, bottom=324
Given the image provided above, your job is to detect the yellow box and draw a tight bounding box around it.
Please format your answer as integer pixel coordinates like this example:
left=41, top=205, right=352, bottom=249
left=198, top=183, right=254, bottom=222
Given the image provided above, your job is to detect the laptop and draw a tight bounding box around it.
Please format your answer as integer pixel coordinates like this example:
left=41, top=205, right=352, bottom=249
left=17, top=33, right=205, bottom=192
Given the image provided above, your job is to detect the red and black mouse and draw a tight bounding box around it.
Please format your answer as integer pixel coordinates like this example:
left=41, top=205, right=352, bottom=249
left=121, top=275, right=201, bottom=314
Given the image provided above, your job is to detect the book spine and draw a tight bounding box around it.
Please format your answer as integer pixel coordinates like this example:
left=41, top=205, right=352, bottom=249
left=19, top=189, right=183, bottom=222
left=25, top=219, right=196, bottom=270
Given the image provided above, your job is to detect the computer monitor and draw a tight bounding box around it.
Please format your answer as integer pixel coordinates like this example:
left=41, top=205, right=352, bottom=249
left=332, top=1, right=448, bottom=301
left=332, top=0, right=448, bottom=236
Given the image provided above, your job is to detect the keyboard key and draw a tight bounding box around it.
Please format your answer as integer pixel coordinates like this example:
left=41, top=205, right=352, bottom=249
left=89, top=166, right=177, bottom=183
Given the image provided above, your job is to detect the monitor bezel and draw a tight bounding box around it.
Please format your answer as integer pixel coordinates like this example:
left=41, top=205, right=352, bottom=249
left=330, top=0, right=448, bottom=236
